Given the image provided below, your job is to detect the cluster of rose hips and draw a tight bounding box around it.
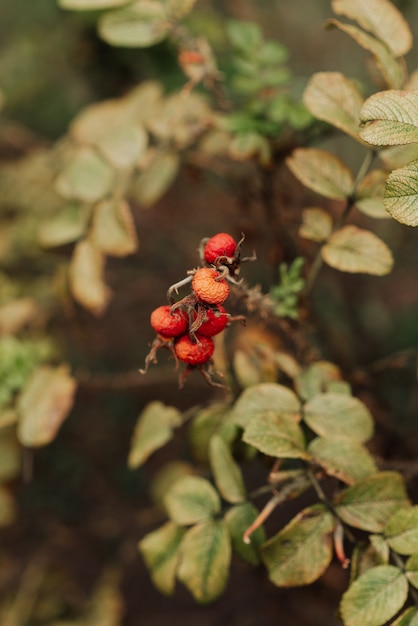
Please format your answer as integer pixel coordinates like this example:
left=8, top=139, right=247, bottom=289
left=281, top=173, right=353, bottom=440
left=140, top=233, right=254, bottom=387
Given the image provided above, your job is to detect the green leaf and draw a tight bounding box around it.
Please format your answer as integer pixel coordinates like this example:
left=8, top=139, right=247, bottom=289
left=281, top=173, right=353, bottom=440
left=384, top=507, right=418, bottom=555
left=55, top=147, right=114, bottom=204
left=327, top=20, right=406, bottom=89
left=360, top=91, right=418, bottom=147
left=17, top=365, right=76, bottom=448
left=138, top=522, right=185, bottom=596
left=224, top=503, right=266, bottom=566
left=133, top=150, right=180, bottom=206
left=355, top=169, right=390, bottom=219
left=243, top=410, right=308, bottom=460
left=384, top=159, right=418, bottom=226
left=391, top=607, right=418, bottom=626
left=228, top=382, right=300, bottom=429
left=98, top=1, right=171, bottom=48
left=188, top=403, right=235, bottom=465
left=304, top=392, right=374, bottom=443
left=322, top=225, right=394, bottom=276
left=59, top=0, right=130, bottom=9
left=209, top=435, right=246, bottom=504
left=308, top=437, right=377, bottom=484
left=299, top=207, right=333, bottom=242
left=303, top=72, right=364, bottom=141
left=226, top=20, right=263, bottom=52
left=69, top=239, right=112, bottom=315
left=91, top=199, right=138, bottom=258
left=335, top=472, right=410, bottom=532
left=177, top=519, right=231, bottom=604
left=286, top=148, right=354, bottom=200
left=128, top=401, right=181, bottom=468
left=340, top=565, right=408, bottom=626
left=331, top=0, right=413, bottom=57
left=295, top=361, right=343, bottom=401
left=261, top=505, right=335, bottom=587
left=405, top=553, right=418, bottom=590
left=164, top=476, right=221, bottom=525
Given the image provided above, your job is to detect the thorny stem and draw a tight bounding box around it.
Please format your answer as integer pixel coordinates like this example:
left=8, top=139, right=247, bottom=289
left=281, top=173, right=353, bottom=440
left=303, top=149, right=377, bottom=297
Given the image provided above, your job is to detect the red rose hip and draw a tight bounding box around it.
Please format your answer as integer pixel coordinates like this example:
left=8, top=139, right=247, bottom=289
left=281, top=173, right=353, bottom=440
left=174, top=334, right=214, bottom=365
left=150, top=305, right=188, bottom=338
left=204, top=233, right=237, bottom=264
left=192, top=268, right=230, bottom=304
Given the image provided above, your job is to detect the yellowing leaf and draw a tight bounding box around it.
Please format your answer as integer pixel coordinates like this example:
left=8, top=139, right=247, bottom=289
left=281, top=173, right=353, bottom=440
left=55, top=147, right=114, bottom=203
left=69, top=240, right=112, bottom=315
left=243, top=410, right=308, bottom=460
left=262, top=505, right=334, bottom=587
left=17, top=365, right=76, bottom=447
left=98, top=1, right=171, bottom=48
left=384, top=159, right=418, bottom=226
left=128, top=401, right=181, bottom=468
left=286, top=148, right=354, bottom=200
left=177, top=520, right=231, bottom=604
left=384, top=507, right=418, bottom=555
left=229, top=382, right=300, bottom=429
left=139, top=522, right=186, bottom=595
left=360, top=90, right=418, bottom=146
left=340, top=565, right=408, bottom=626
left=331, top=0, right=413, bottom=57
left=59, top=0, right=130, bottom=8
left=327, top=20, right=406, bottom=89
left=98, top=123, right=148, bottom=169
left=335, top=472, right=410, bottom=533
left=304, top=392, right=374, bottom=444
left=166, top=0, right=196, bottom=19
left=303, top=72, right=364, bottom=141
left=355, top=169, right=390, bottom=219
left=91, top=199, right=138, bottom=257
left=322, top=225, right=393, bottom=275
left=164, top=476, right=221, bottom=525
left=299, top=207, right=333, bottom=242
left=187, top=403, right=234, bottom=465
left=39, top=204, right=90, bottom=248
left=308, top=437, right=377, bottom=485
left=133, top=150, right=180, bottom=206
left=0, top=298, right=39, bottom=336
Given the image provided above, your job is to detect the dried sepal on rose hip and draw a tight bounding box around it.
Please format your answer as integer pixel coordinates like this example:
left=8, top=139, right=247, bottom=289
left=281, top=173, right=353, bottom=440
left=150, top=305, right=188, bottom=338
left=192, top=267, right=230, bottom=304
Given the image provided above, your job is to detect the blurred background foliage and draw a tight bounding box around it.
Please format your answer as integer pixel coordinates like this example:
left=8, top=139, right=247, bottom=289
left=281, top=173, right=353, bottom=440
left=1, top=1, right=418, bottom=625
